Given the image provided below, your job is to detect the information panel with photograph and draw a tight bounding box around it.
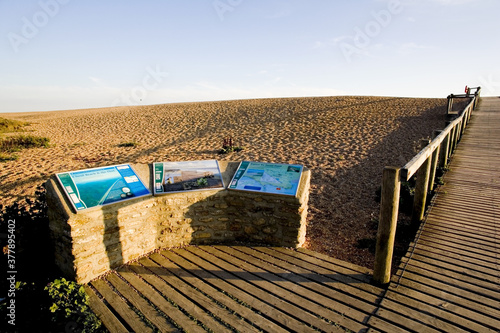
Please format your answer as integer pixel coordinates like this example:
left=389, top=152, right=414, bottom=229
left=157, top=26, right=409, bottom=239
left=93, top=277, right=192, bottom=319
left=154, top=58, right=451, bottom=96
left=153, top=160, right=224, bottom=194
left=229, top=161, right=303, bottom=196
left=56, top=164, right=151, bottom=211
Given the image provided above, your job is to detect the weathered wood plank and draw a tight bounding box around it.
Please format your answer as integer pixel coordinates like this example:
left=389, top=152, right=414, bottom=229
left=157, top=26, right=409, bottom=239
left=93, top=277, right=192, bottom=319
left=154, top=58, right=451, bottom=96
left=105, top=273, right=178, bottom=332
left=147, top=252, right=261, bottom=333
left=214, top=246, right=372, bottom=331
left=199, top=246, right=349, bottom=332
left=118, top=263, right=208, bottom=333
left=84, top=286, right=130, bottom=333
left=150, top=251, right=287, bottom=333
left=399, top=265, right=500, bottom=308
left=91, top=279, right=153, bottom=333
left=388, top=284, right=500, bottom=331
left=237, top=246, right=381, bottom=305
left=171, top=247, right=319, bottom=333
left=135, top=257, right=234, bottom=333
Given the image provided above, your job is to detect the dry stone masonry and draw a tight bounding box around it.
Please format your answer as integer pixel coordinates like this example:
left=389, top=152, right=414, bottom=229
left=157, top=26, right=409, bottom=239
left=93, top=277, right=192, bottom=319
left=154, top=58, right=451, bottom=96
left=47, top=161, right=310, bottom=283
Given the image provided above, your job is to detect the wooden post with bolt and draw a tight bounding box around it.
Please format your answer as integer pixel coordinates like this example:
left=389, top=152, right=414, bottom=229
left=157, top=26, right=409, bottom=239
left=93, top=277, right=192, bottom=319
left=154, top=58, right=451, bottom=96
left=373, top=166, right=401, bottom=285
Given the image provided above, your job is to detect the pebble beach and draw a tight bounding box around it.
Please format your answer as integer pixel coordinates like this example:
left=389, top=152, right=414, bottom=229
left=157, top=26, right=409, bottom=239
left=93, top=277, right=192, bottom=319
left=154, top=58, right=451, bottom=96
left=0, top=96, right=451, bottom=268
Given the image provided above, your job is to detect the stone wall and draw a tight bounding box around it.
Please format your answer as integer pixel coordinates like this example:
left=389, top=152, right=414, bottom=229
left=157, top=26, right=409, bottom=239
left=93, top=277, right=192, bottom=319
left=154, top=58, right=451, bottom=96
left=47, top=161, right=310, bottom=284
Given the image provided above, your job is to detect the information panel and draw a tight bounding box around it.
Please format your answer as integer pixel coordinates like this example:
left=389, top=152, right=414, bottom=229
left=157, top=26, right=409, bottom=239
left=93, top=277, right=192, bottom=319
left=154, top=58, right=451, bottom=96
left=229, top=161, right=303, bottom=196
left=153, top=160, right=224, bottom=194
left=56, top=164, right=151, bottom=211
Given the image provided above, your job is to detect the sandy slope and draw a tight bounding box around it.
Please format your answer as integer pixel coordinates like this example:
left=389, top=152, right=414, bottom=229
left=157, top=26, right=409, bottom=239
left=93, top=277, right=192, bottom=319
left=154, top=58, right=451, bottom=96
left=0, top=96, right=451, bottom=268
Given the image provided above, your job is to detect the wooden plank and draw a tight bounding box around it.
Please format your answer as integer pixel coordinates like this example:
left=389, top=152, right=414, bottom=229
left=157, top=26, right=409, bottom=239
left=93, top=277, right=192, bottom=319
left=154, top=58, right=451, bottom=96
left=237, top=246, right=380, bottom=305
left=273, top=247, right=378, bottom=288
left=170, top=247, right=320, bottom=333
left=146, top=253, right=260, bottom=333
left=269, top=247, right=384, bottom=298
left=406, top=252, right=499, bottom=282
left=199, top=246, right=350, bottom=332
left=91, top=279, right=153, bottom=333
left=84, top=286, right=130, bottom=333
left=149, top=251, right=287, bottom=333
left=419, top=226, right=499, bottom=253
left=116, top=265, right=205, bottom=333
left=234, top=247, right=409, bottom=333
left=399, top=266, right=500, bottom=308
left=134, top=257, right=233, bottom=333
left=416, top=236, right=498, bottom=265
left=297, top=247, right=374, bottom=276
left=415, top=237, right=498, bottom=265
left=213, top=246, right=373, bottom=331
left=105, top=273, right=178, bottom=332
left=399, top=256, right=500, bottom=298
left=382, top=290, right=483, bottom=333
left=388, top=284, right=500, bottom=331
left=409, top=242, right=499, bottom=272
left=392, top=275, right=500, bottom=319
left=371, top=306, right=442, bottom=333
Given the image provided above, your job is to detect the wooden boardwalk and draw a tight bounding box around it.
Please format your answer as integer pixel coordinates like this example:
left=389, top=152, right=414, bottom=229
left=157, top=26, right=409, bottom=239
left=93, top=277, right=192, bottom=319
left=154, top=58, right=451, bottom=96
left=378, top=97, right=500, bottom=332
left=86, top=97, right=500, bottom=332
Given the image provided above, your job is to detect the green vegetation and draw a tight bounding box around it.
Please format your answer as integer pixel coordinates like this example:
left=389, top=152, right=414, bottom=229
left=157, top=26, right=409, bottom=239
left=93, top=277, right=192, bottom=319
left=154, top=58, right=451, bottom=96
left=0, top=152, right=18, bottom=162
left=0, top=134, right=50, bottom=152
left=118, top=140, right=139, bottom=147
left=0, top=186, right=106, bottom=332
left=0, top=134, right=50, bottom=162
left=196, top=177, right=209, bottom=187
left=0, top=117, right=29, bottom=133
left=46, top=278, right=103, bottom=332
left=219, top=135, right=244, bottom=154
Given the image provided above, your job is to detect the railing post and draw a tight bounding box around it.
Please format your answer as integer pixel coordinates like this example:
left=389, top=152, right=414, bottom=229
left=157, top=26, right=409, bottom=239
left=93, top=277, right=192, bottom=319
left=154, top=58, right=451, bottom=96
left=428, top=131, right=441, bottom=191
left=473, top=87, right=481, bottom=109
left=447, top=94, right=454, bottom=114
left=449, top=123, right=456, bottom=155
left=439, top=131, right=450, bottom=169
left=374, top=166, right=401, bottom=285
left=412, top=139, right=432, bottom=225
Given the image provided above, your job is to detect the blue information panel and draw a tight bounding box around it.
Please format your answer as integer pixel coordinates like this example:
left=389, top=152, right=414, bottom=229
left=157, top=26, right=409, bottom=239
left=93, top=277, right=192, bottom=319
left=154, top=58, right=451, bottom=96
left=229, top=161, right=303, bottom=196
left=56, top=164, right=151, bottom=211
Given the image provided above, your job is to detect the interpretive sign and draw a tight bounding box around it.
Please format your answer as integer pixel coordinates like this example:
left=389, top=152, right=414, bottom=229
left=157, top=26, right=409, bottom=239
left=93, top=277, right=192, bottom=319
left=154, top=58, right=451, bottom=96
left=56, top=164, right=151, bottom=211
left=153, top=160, right=224, bottom=194
left=229, top=161, right=303, bottom=196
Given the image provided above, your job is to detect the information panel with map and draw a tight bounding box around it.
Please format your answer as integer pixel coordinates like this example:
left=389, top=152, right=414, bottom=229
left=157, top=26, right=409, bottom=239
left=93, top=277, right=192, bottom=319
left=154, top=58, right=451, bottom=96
left=56, top=164, right=151, bottom=211
left=229, top=161, right=303, bottom=196
left=154, top=160, right=224, bottom=194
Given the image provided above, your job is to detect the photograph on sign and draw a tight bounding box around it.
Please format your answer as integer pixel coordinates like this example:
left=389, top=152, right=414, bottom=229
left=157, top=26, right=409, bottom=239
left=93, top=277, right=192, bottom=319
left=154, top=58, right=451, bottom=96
left=56, top=164, right=151, bottom=211
left=153, top=160, right=224, bottom=194
left=229, top=161, right=303, bottom=196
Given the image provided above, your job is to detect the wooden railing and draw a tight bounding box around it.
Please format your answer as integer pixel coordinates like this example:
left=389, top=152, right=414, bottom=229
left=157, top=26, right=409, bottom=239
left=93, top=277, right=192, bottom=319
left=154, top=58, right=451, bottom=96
left=373, top=87, right=481, bottom=285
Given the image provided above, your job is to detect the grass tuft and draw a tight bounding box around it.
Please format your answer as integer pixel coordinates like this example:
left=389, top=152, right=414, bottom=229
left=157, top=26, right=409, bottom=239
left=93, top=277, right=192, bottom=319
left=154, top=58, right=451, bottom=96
left=0, top=134, right=51, bottom=152
left=0, top=117, right=30, bottom=133
left=118, top=141, right=139, bottom=148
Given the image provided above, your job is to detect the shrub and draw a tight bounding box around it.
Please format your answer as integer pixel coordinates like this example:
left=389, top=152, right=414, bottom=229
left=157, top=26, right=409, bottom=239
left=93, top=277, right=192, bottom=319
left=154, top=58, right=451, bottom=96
left=0, top=186, right=105, bottom=332
left=118, top=141, right=139, bottom=147
left=0, top=117, right=29, bottom=133
left=0, top=134, right=50, bottom=152
left=219, top=135, right=244, bottom=154
left=46, top=278, right=104, bottom=332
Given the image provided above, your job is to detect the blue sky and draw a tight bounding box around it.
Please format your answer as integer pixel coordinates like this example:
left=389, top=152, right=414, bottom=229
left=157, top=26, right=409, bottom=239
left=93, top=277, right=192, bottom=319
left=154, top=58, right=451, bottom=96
left=1, top=0, right=499, bottom=112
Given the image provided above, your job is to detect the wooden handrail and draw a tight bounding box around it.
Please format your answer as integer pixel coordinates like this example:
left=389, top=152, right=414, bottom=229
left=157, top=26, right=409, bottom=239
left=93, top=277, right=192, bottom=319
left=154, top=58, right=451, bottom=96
left=401, top=96, right=476, bottom=180
left=373, top=87, right=480, bottom=285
